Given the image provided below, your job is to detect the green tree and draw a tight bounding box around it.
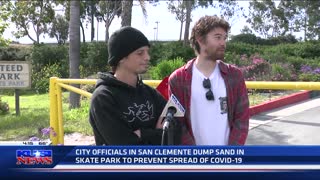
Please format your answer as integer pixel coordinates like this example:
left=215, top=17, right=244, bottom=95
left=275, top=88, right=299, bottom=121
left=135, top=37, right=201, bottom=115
left=0, top=1, right=11, bottom=46
left=280, top=0, right=320, bottom=41
left=240, top=25, right=253, bottom=34
left=9, top=0, right=55, bottom=44
left=0, top=20, right=9, bottom=46
left=182, top=0, right=242, bottom=46
left=48, top=14, right=69, bottom=45
left=247, top=0, right=288, bottom=38
left=69, top=0, right=81, bottom=109
left=96, top=1, right=122, bottom=42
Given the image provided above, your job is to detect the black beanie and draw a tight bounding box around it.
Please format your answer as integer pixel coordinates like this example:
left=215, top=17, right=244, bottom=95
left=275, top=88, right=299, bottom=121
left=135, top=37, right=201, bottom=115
left=108, top=26, right=150, bottom=66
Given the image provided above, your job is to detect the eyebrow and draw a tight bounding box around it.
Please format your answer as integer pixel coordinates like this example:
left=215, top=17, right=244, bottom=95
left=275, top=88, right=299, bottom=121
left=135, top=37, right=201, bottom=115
left=213, top=33, right=227, bottom=36
left=135, top=49, right=148, bottom=53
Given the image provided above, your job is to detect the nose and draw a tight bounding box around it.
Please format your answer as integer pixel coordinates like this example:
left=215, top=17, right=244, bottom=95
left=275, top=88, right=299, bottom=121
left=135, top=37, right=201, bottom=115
left=145, top=51, right=150, bottom=62
left=220, top=39, right=226, bottom=46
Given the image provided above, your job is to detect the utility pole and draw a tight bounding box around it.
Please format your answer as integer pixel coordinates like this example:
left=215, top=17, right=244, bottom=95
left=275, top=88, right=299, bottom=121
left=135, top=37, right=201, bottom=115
left=153, top=27, right=157, bottom=41
left=155, top=21, right=160, bottom=41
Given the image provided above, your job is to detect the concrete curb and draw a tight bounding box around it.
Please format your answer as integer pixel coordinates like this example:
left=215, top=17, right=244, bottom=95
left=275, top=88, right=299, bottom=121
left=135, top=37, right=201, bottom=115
left=249, top=90, right=312, bottom=117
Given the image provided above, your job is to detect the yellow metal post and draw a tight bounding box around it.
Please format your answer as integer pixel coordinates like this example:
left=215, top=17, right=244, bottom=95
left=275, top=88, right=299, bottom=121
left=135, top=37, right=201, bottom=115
left=49, top=77, right=59, bottom=145
left=56, top=84, right=64, bottom=145
left=246, top=81, right=320, bottom=90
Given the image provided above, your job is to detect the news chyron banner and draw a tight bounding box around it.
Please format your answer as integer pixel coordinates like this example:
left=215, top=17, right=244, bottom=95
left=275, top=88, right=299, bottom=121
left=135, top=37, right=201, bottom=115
left=2, top=146, right=320, bottom=173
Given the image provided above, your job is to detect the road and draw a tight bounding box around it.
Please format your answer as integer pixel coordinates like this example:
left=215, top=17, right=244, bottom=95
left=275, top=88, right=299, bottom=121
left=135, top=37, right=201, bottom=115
left=246, top=96, right=320, bottom=145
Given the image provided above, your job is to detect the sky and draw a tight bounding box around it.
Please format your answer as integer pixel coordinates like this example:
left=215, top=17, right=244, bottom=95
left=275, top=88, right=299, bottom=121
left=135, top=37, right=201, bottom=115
left=3, top=1, right=296, bottom=44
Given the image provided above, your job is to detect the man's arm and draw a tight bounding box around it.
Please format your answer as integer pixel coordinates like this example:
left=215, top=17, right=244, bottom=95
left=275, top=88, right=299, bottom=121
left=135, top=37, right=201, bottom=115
left=168, top=72, right=195, bottom=145
left=90, top=92, right=163, bottom=145
left=229, top=69, right=250, bottom=145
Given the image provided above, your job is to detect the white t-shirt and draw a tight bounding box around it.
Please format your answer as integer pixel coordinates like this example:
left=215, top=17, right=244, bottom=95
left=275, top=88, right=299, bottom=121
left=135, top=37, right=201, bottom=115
left=190, top=63, right=230, bottom=145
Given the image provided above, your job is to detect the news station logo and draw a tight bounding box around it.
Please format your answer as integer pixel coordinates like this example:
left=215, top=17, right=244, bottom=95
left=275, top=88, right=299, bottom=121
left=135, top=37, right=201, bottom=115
left=16, top=150, right=53, bottom=165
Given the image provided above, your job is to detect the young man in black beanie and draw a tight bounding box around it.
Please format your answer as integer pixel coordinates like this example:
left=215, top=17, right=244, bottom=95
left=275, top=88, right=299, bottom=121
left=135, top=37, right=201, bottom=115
left=89, top=27, right=176, bottom=145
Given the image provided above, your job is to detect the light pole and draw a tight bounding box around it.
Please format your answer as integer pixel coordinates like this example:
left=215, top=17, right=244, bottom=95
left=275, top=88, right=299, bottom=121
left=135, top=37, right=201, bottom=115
left=155, top=21, right=159, bottom=41
left=153, top=27, right=157, bottom=41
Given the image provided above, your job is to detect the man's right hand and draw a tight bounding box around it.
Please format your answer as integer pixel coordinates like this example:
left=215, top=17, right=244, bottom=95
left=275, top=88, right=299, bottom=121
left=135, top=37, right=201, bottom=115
left=156, top=116, right=165, bottom=129
left=134, top=129, right=141, bottom=138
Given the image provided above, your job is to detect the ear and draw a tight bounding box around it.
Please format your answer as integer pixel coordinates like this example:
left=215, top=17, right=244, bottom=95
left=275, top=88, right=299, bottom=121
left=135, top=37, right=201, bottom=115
left=196, top=36, right=205, bottom=47
left=118, top=57, right=127, bottom=65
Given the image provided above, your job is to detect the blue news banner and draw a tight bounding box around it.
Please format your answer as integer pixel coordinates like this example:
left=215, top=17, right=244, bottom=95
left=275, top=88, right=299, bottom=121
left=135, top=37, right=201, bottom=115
left=2, top=146, right=320, bottom=173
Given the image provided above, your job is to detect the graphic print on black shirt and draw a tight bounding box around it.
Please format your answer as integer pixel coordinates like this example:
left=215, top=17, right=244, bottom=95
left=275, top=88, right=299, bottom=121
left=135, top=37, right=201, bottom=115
left=123, top=100, right=154, bottom=122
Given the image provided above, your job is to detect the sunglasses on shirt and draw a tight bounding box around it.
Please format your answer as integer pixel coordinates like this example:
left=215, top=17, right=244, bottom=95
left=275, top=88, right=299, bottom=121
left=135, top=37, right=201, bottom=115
left=203, top=78, right=214, bottom=101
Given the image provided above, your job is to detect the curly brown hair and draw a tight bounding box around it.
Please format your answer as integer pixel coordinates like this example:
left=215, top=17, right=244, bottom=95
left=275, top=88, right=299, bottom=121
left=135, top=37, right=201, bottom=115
left=190, top=15, right=230, bottom=55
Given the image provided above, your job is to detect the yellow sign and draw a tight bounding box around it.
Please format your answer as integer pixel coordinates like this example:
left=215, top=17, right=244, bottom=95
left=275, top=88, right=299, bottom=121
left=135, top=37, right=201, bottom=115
left=0, top=61, right=31, bottom=89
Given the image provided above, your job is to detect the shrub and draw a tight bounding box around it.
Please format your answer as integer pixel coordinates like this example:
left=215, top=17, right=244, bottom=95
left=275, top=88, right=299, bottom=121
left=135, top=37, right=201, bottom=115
left=149, top=41, right=194, bottom=65
left=298, top=65, right=320, bottom=82
left=29, top=44, right=68, bottom=78
left=0, top=45, right=31, bottom=61
left=149, top=42, right=165, bottom=66
left=239, top=55, right=272, bottom=81
left=299, top=73, right=320, bottom=82
left=149, top=57, right=185, bottom=80
left=224, top=52, right=241, bottom=65
left=0, top=96, right=9, bottom=114
left=266, top=34, right=298, bottom=45
left=226, top=42, right=261, bottom=57
left=271, top=63, right=297, bottom=81
left=238, top=55, right=298, bottom=81
left=230, top=33, right=297, bottom=45
left=293, top=42, right=320, bottom=59
left=230, top=33, right=260, bottom=45
left=81, top=42, right=109, bottom=77
left=32, top=63, right=62, bottom=93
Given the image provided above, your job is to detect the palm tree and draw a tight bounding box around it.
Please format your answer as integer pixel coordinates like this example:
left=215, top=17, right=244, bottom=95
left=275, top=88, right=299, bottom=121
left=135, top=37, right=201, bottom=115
left=69, top=0, right=80, bottom=108
left=121, top=0, right=147, bottom=27
left=183, top=0, right=193, bottom=46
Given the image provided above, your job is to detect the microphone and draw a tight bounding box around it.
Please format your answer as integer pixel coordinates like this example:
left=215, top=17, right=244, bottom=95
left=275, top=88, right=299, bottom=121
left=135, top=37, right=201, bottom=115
left=163, top=106, right=177, bottom=130
left=160, top=94, right=185, bottom=130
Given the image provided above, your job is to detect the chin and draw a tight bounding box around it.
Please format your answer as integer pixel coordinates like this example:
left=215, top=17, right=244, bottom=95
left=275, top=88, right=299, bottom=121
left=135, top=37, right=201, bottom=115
left=138, top=69, right=148, bottom=74
left=215, top=55, right=224, bottom=60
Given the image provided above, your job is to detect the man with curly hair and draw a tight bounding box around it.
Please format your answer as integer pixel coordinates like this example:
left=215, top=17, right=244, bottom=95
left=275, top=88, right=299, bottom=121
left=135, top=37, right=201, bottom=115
left=168, top=15, right=249, bottom=145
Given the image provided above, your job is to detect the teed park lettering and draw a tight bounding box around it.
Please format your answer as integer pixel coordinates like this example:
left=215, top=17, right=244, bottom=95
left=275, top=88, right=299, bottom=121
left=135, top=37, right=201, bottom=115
left=0, top=64, right=24, bottom=80
left=0, top=63, right=30, bottom=88
left=0, top=73, right=20, bottom=80
left=0, top=64, right=24, bottom=71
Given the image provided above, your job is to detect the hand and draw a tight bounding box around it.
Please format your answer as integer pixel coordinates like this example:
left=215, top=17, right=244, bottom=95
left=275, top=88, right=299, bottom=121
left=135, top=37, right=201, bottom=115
left=134, top=129, right=141, bottom=138
left=156, top=116, right=165, bottom=129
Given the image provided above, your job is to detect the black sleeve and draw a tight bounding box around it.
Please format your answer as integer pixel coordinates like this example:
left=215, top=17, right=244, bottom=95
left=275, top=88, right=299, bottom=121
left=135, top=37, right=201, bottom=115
left=140, top=128, right=163, bottom=145
left=90, top=91, right=145, bottom=145
left=137, top=88, right=167, bottom=144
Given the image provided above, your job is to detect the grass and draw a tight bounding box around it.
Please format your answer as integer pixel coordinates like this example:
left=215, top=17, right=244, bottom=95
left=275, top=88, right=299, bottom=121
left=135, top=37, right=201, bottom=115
left=0, top=90, right=299, bottom=141
left=249, top=90, right=300, bottom=106
left=0, top=92, right=93, bottom=141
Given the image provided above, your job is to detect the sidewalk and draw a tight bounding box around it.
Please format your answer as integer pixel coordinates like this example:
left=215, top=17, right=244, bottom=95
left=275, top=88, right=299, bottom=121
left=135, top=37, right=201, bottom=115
left=247, top=97, right=320, bottom=145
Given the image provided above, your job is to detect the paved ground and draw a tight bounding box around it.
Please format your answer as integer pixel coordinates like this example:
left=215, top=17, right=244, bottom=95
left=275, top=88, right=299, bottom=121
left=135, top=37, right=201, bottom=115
left=64, top=132, right=95, bottom=145
left=246, top=97, right=320, bottom=145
